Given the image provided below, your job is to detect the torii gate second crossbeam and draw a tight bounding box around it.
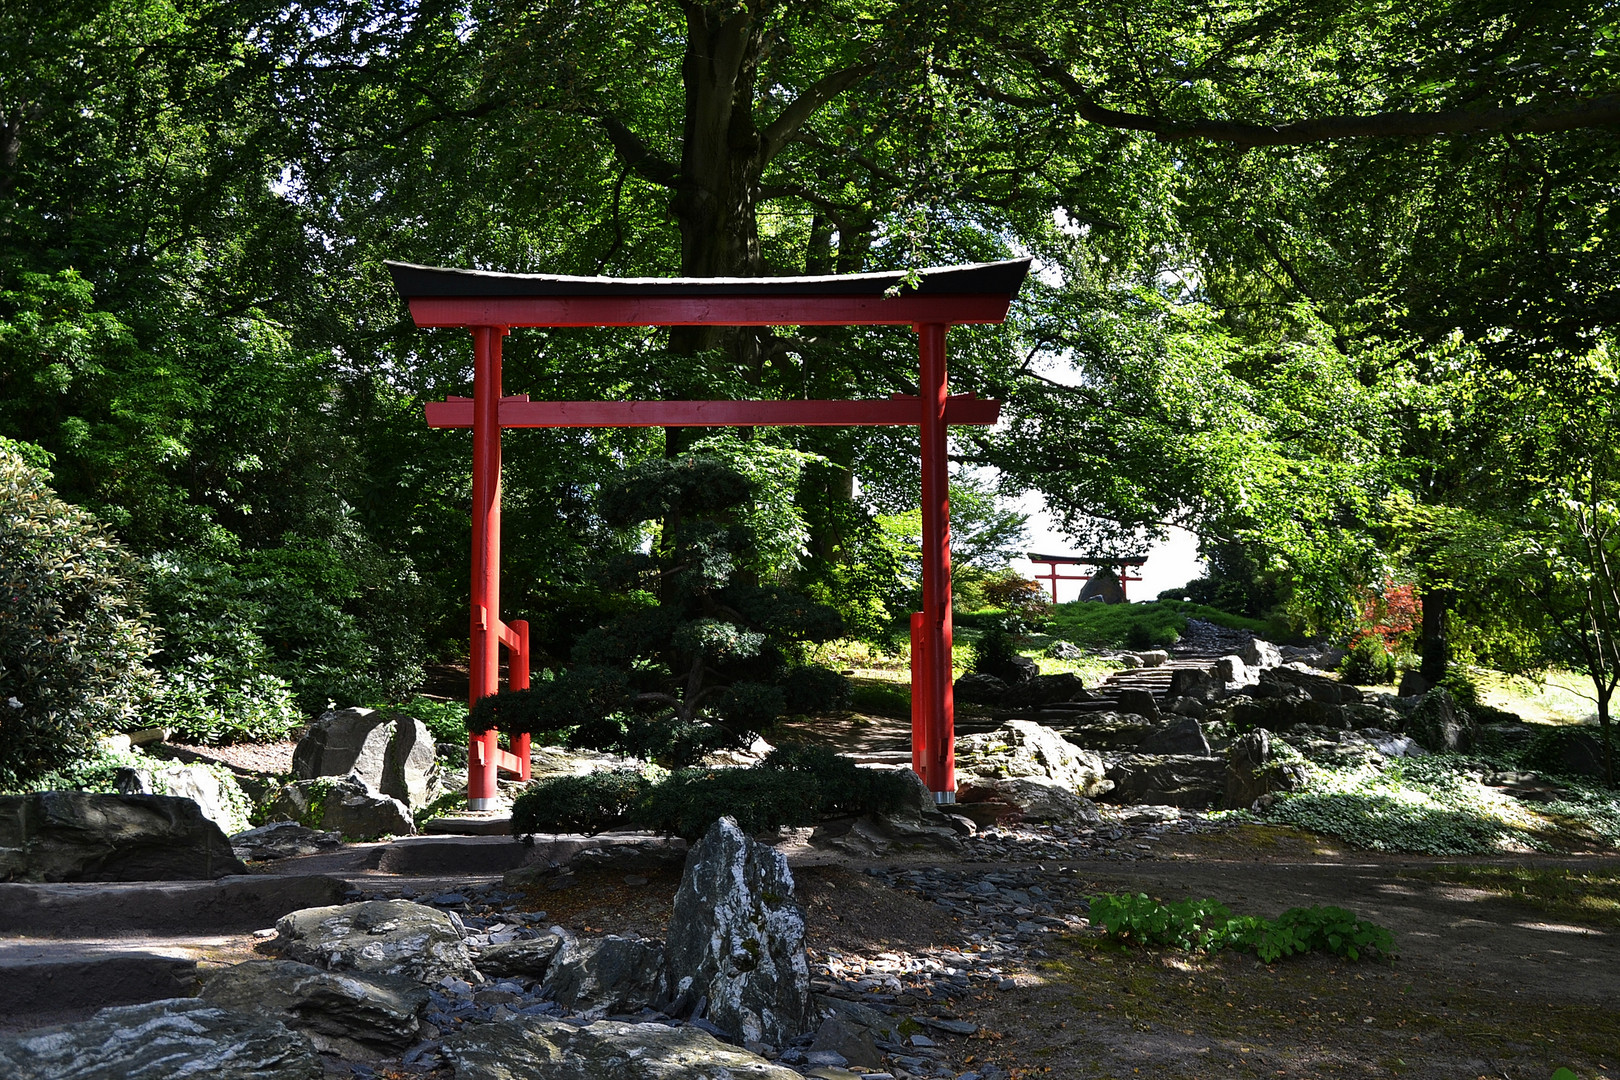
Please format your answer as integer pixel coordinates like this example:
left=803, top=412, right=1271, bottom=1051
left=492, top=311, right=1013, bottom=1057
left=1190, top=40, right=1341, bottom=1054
left=389, top=258, right=1031, bottom=810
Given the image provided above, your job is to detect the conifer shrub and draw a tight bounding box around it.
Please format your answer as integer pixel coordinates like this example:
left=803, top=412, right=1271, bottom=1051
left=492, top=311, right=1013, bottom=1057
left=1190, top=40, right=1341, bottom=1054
left=1341, top=636, right=1397, bottom=685
left=0, top=441, right=157, bottom=789
left=509, top=769, right=653, bottom=835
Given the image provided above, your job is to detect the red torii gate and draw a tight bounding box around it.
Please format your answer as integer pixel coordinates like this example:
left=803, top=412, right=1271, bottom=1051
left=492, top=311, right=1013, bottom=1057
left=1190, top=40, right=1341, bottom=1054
left=388, top=258, right=1031, bottom=810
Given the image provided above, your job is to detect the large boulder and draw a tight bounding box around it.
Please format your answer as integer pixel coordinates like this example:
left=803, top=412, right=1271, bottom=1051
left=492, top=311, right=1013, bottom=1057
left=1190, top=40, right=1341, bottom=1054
left=274, top=899, right=476, bottom=984
left=952, top=671, right=1009, bottom=705
left=267, top=775, right=414, bottom=840
left=1001, top=672, right=1092, bottom=708
left=477, top=932, right=564, bottom=980
left=200, top=960, right=427, bottom=1058
left=1226, top=695, right=1349, bottom=733
left=542, top=934, right=667, bottom=1014
left=1257, top=665, right=1364, bottom=705
left=955, top=719, right=1111, bottom=798
left=443, top=1017, right=803, bottom=1080
left=114, top=762, right=251, bottom=835
left=1078, top=566, right=1125, bottom=604
left=229, top=821, right=344, bottom=862
left=1104, top=754, right=1227, bottom=808
left=1405, top=687, right=1476, bottom=753
left=1115, top=687, right=1162, bottom=721
left=1222, top=730, right=1309, bottom=810
left=293, top=707, right=439, bottom=810
left=1059, top=710, right=1161, bottom=750
left=0, top=792, right=247, bottom=882
left=1211, top=656, right=1251, bottom=688
left=1136, top=716, right=1212, bottom=756
left=957, top=776, right=1102, bottom=825
left=0, top=999, right=321, bottom=1080
left=666, top=816, right=810, bottom=1050
left=1169, top=666, right=1221, bottom=700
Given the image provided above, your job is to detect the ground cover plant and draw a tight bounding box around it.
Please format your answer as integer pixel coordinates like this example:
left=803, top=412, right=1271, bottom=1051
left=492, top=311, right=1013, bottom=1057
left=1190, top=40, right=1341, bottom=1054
left=1395, top=864, right=1620, bottom=927
left=1090, top=893, right=1395, bottom=962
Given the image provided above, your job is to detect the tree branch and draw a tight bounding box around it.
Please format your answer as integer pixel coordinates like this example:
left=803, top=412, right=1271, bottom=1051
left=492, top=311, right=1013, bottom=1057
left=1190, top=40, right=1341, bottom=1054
left=592, top=109, right=680, bottom=188
left=1008, top=39, right=1620, bottom=147
left=760, top=61, right=877, bottom=163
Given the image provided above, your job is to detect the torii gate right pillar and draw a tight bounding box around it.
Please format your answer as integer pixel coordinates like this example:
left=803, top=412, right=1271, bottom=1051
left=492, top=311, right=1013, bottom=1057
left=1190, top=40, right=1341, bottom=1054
left=916, top=323, right=955, bottom=801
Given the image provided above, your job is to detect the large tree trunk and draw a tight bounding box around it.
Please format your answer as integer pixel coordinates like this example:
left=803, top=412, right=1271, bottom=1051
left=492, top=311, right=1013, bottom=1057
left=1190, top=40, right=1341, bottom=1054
left=1419, top=583, right=1453, bottom=686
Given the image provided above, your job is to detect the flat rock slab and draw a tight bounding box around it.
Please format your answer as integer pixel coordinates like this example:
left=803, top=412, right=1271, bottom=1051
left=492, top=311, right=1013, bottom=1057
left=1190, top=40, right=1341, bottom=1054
left=0, top=937, right=221, bottom=1017
left=0, top=998, right=322, bottom=1079
left=0, top=874, right=350, bottom=936
left=444, top=1016, right=803, bottom=1079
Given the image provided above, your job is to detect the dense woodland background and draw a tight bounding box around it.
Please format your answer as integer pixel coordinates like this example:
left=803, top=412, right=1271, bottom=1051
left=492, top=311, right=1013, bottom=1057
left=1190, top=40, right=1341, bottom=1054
left=2, top=0, right=1618, bottom=785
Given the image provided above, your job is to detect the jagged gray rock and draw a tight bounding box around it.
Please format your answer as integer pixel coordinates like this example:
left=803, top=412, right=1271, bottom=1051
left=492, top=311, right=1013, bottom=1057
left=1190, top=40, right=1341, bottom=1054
left=476, top=932, right=564, bottom=980
left=1058, top=710, right=1160, bottom=750
left=955, top=719, right=1112, bottom=798
left=952, top=671, right=1009, bottom=704
left=1406, top=687, right=1476, bottom=752
left=958, top=776, right=1102, bottom=825
left=0, top=998, right=321, bottom=1080
left=542, top=934, right=666, bottom=1013
left=0, top=792, right=247, bottom=882
left=1222, top=730, right=1309, bottom=810
left=1136, top=716, right=1212, bottom=756
left=1115, top=687, right=1162, bottom=721
left=1258, top=665, right=1365, bottom=705
left=1240, top=638, right=1284, bottom=670
left=665, top=816, right=809, bottom=1050
left=275, top=899, right=475, bottom=984
left=443, top=1017, right=803, bottom=1080
left=200, top=959, right=427, bottom=1057
left=293, top=707, right=439, bottom=810
left=1000, top=672, right=1092, bottom=708
left=267, top=775, right=414, bottom=840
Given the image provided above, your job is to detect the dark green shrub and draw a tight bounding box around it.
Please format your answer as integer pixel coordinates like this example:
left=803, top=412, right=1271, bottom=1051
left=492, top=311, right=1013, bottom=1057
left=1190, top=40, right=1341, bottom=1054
left=1341, top=637, right=1397, bottom=685
left=635, top=766, right=822, bottom=840
left=0, top=442, right=158, bottom=789
left=970, top=623, right=1022, bottom=679
left=781, top=665, right=852, bottom=714
left=509, top=769, right=653, bottom=835
left=762, top=743, right=913, bottom=816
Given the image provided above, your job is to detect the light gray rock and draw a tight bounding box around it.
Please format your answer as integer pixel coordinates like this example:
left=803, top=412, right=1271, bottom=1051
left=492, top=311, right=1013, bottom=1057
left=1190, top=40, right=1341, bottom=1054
left=1168, top=667, right=1219, bottom=700
left=0, top=998, right=321, bottom=1079
left=267, top=775, right=414, bottom=840
left=114, top=762, right=251, bottom=835
left=1212, top=655, right=1251, bottom=687
left=542, top=934, right=666, bottom=1013
left=476, top=933, right=564, bottom=980
left=1240, top=638, right=1284, bottom=670
left=443, top=1017, right=802, bottom=1080
left=229, top=821, right=343, bottom=862
left=666, top=816, right=809, bottom=1049
left=275, top=899, right=475, bottom=984
left=1104, top=754, right=1228, bottom=808
left=293, top=707, right=439, bottom=810
left=955, top=719, right=1112, bottom=798
left=1045, top=640, right=1084, bottom=660
left=1057, top=710, right=1160, bottom=750
left=1134, top=650, right=1170, bottom=668
left=0, top=792, right=247, bottom=882
left=200, top=959, right=427, bottom=1057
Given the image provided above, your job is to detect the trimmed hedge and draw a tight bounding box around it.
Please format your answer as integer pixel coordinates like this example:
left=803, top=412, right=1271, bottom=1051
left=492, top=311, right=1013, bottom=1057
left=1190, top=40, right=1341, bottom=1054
left=509, top=743, right=915, bottom=841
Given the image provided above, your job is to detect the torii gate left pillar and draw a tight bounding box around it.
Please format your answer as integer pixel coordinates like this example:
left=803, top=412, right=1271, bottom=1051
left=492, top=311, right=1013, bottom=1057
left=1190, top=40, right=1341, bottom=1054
left=388, top=257, right=1031, bottom=811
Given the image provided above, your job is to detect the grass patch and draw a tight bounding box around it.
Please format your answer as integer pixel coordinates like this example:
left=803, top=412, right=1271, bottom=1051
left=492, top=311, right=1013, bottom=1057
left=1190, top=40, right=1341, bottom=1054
left=1397, top=864, right=1620, bottom=928
left=1472, top=667, right=1602, bottom=726
left=1046, top=599, right=1269, bottom=650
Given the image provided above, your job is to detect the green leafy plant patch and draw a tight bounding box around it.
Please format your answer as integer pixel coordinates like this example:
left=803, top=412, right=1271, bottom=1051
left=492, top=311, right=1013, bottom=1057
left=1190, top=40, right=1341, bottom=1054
left=1089, top=892, right=1395, bottom=962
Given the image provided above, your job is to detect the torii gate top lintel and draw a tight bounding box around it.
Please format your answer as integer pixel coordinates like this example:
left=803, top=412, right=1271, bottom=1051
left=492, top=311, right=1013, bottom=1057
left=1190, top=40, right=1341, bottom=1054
left=388, top=258, right=1030, bottom=811
left=387, top=257, right=1029, bottom=327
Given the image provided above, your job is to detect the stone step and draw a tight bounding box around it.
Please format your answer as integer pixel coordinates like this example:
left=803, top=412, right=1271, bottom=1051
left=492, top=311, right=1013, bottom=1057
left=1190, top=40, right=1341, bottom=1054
left=0, top=875, right=349, bottom=937
left=0, top=937, right=211, bottom=1020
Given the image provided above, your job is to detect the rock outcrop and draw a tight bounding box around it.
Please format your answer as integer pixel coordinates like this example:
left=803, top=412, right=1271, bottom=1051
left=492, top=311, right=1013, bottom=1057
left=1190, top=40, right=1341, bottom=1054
left=200, top=960, right=428, bottom=1057
left=542, top=934, right=667, bottom=1014
left=267, top=775, right=414, bottom=840
left=955, top=720, right=1111, bottom=798
left=0, top=792, right=247, bottom=882
left=442, top=1017, right=803, bottom=1080
left=275, top=899, right=476, bottom=984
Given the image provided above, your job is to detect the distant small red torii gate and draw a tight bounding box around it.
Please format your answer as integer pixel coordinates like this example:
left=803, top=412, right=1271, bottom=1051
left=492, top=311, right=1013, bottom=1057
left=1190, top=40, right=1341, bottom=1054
left=388, top=259, right=1031, bottom=810
left=1027, top=553, right=1148, bottom=603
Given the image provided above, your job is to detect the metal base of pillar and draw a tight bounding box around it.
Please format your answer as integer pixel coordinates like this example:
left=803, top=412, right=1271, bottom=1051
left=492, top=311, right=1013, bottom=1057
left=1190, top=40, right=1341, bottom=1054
left=933, top=791, right=956, bottom=804
left=467, top=798, right=499, bottom=812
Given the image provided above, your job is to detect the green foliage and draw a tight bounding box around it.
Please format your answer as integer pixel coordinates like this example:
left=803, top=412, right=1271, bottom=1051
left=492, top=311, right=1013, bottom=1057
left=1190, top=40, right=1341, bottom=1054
left=970, top=623, right=1022, bottom=678
left=849, top=680, right=912, bottom=719
left=509, top=769, right=653, bottom=836
left=509, top=746, right=912, bottom=841
left=1089, top=893, right=1395, bottom=962
left=1341, top=637, right=1397, bottom=686
left=0, top=445, right=157, bottom=789
left=1048, top=599, right=1267, bottom=651
left=368, top=697, right=469, bottom=746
